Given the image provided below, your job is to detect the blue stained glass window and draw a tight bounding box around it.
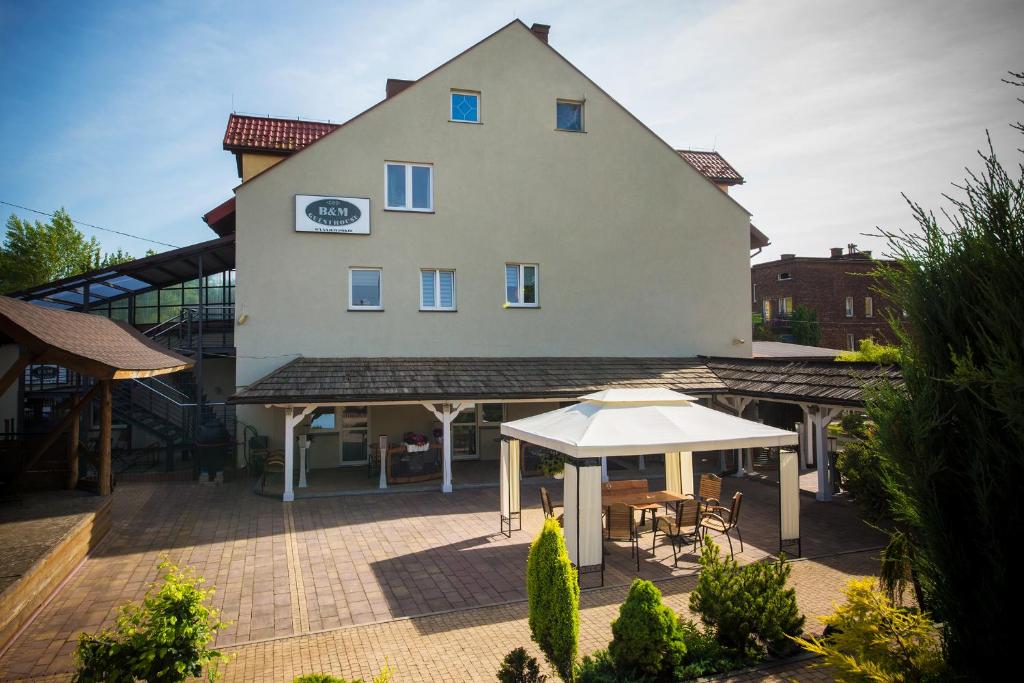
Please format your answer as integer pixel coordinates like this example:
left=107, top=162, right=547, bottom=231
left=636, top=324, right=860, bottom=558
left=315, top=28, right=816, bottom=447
left=411, top=166, right=431, bottom=209
left=556, top=101, right=583, bottom=131
left=451, top=92, right=479, bottom=122
left=386, top=164, right=406, bottom=208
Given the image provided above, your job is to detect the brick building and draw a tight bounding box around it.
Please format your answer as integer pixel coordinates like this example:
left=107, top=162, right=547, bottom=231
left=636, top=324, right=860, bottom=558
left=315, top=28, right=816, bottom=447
left=751, top=245, right=900, bottom=350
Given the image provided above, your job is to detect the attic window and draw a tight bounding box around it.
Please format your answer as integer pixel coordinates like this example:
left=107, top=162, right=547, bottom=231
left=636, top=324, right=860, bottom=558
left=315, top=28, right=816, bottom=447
left=777, top=272, right=791, bottom=281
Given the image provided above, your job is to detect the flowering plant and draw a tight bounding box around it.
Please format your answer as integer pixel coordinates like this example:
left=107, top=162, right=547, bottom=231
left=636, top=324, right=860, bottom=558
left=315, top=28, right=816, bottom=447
left=403, top=431, right=428, bottom=446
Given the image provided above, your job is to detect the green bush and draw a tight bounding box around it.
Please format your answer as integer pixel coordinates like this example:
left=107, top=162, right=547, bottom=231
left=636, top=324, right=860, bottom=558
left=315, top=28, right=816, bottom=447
left=792, top=578, right=944, bottom=682
left=527, top=517, right=580, bottom=681
left=497, top=647, right=547, bottom=682
left=790, top=305, right=821, bottom=347
left=573, top=650, right=620, bottom=683
left=608, top=580, right=686, bottom=680
left=73, top=561, right=227, bottom=682
left=293, top=663, right=392, bottom=683
left=672, top=620, right=752, bottom=680
left=835, top=338, right=902, bottom=364
left=689, top=539, right=804, bottom=657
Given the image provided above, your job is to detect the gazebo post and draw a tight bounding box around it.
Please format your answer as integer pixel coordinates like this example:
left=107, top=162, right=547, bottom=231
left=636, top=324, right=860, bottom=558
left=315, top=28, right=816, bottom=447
left=98, top=380, right=112, bottom=496
left=563, top=456, right=604, bottom=585
left=499, top=438, right=521, bottom=537
left=282, top=406, right=314, bottom=502
left=600, top=457, right=609, bottom=482
left=66, top=409, right=80, bottom=490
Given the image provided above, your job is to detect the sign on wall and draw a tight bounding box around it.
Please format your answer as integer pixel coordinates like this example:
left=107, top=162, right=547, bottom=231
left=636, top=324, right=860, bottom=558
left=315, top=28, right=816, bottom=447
left=294, top=195, right=370, bottom=234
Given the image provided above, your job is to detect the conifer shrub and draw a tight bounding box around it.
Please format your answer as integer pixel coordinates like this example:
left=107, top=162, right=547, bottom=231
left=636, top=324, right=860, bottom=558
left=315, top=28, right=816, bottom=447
left=527, top=516, right=580, bottom=681
left=607, top=579, right=686, bottom=680
left=689, top=539, right=804, bottom=657
left=497, top=647, right=547, bottom=683
left=792, top=578, right=944, bottom=681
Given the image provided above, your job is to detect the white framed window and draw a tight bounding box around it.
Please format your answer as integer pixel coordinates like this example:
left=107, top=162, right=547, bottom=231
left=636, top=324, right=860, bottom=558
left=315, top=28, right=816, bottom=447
left=450, top=90, right=480, bottom=123
left=847, top=333, right=856, bottom=351
left=762, top=299, right=772, bottom=321
left=777, top=272, right=791, bottom=281
left=420, top=269, right=456, bottom=310
left=556, top=99, right=584, bottom=131
left=505, top=263, right=539, bottom=307
left=864, top=296, right=874, bottom=318
left=385, top=162, right=433, bottom=211
left=778, top=296, right=793, bottom=316
left=845, top=296, right=855, bottom=317
left=349, top=268, right=382, bottom=310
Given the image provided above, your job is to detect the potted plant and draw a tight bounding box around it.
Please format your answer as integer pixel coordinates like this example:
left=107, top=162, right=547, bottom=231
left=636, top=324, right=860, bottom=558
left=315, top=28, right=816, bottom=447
left=538, top=449, right=565, bottom=479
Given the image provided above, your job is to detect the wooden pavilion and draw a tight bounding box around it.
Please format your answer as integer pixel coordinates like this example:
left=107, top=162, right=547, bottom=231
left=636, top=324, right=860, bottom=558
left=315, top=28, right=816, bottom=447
left=0, top=296, right=192, bottom=495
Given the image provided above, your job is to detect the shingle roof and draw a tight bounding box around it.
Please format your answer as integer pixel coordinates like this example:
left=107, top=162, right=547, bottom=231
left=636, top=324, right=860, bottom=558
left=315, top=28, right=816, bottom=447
left=677, top=150, right=744, bottom=185
left=230, top=357, right=726, bottom=404
left=223, top=114, right=340, bottom=154
left=0, top=296, right=193, bottom=380
left=705, top=357, right=902, bottom=406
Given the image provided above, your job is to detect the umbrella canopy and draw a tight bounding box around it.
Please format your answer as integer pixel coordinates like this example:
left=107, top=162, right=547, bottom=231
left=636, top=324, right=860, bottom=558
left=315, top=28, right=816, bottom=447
left=500, top=388, right=798, bottom=459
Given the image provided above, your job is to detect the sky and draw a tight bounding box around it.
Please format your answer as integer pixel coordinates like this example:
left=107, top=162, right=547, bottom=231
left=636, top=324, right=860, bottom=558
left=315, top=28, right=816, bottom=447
left=1, top=0, right=1022, bottom=263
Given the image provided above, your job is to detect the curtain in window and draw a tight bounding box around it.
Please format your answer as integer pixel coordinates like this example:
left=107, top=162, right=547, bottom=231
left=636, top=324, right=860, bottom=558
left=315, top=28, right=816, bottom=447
left=386, top=164, right=405, bottom=207
left=411, top=166, right=431, bottom=209
left=421, top=270, right=436, bottom=308
left=505, top=265, right=519, bottom=304
left=439, top=270, right=454, bottom=308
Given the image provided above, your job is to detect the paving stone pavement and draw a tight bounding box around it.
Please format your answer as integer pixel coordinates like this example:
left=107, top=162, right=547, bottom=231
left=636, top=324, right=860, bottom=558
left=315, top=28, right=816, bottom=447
left=0, top=475, right=883, bottom=681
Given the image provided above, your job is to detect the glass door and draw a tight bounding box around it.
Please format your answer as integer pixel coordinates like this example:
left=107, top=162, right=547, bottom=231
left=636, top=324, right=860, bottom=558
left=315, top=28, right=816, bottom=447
left=452, top=405, right=477, bottom=460
left=340, top=406, right=369, bottom=465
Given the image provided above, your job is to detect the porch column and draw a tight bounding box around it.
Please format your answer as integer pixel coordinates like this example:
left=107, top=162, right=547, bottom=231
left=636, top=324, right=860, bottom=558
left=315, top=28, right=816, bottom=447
left=98, top=380, right=112, bottom=496
left=814, top=412, right=831, bottom=502
left=298, top=435, right=309, bottom=488
left=423, top=402, right=472, bottom=493
left=499, top=438, right=521, bottom=537
left=282, top=406, right=314, bottom=502
left=664, top=451, right=694, bottom=499
left=563, top=457, right=603, bottom=573
left=378, top=434, right=389, bottom=489
left=801, top=407, right=814, bottom=468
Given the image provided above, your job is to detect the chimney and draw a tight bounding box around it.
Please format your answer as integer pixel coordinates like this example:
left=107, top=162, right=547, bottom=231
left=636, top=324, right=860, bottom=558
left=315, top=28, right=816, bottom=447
left=385, top=78, right=415, bottom=99
left=780, top=253, right=796, bottom=260
left=847, top=243, right=857, bottom=255
left=861, top=250, right=872, bottom=259
left=530, top=23, right=551, bottom=43
left=830, top=247, right=844, bottom=259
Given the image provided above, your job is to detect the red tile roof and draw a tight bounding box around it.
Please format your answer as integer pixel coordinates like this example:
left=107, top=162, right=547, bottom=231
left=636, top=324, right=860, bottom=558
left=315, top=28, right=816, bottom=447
left=223, top=114, right=340, bottom=154
left=677, top=150, right=744, bottom=185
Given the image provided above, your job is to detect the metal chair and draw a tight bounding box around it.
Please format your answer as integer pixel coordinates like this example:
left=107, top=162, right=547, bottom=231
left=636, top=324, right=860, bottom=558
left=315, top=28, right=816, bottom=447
left=653, top=498, right=701, bottom=566
left=700, top=491, right=744, bottom=558
left=259, top=449, right=285, bottom=495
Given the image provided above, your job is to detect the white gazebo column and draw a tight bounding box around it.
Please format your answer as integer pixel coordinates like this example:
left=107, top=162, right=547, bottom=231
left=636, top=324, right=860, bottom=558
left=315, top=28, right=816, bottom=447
left=779, top=447, right=801, bottom=556
left=282, top=406, right=314, bottom=502
left=801, top=406, right=814, bottom=469
left=378, top=435, right=389, bottom=489
left=601, top=457, right=609, bottom=482
left=424, top=401, right=472, bottom=493
left=664, top=451, right=694, bottom=499
left=563, top=457, right=603, bottom=577
left=814, top=411, right=831, bottom=501
left=499, top=438, right=522, bottom=537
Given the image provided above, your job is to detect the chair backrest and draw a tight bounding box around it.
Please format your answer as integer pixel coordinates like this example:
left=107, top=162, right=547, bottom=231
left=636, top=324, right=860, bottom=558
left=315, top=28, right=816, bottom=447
left=675, top=498, right=700, bottom=528
left=728, top=491, right=743, bottom=525
left=607, top=502, right=634, bottom=539
left=540, top=487, right=554, bottom=518
left=604, top=479, right=649, bottom=494
left=264, top=449, right=285, bottom=471
left=699, top=474, right=722, bottom=504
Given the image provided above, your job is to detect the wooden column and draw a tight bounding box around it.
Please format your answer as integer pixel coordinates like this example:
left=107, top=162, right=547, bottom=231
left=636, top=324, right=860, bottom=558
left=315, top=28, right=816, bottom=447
left=66, top=411, right=80, bottom=490
left=0, top=351, right=34, bottom=397
left=98, top=380, right=112, bottom=496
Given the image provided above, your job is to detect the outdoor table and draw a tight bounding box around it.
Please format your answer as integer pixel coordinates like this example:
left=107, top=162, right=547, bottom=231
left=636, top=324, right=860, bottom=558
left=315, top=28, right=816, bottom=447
left=601, top=490, right=687, bottom=571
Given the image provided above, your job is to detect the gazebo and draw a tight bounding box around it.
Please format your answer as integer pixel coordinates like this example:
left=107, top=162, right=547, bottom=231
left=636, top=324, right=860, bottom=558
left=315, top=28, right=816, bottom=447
left=1, top=296, right=193, bottom=495
left=498, top=388, right=800, bottom=578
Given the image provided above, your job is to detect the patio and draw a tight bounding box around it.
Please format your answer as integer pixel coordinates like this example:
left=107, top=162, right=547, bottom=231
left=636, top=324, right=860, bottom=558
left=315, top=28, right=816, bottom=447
left=0, top=465, right=884, bottom=680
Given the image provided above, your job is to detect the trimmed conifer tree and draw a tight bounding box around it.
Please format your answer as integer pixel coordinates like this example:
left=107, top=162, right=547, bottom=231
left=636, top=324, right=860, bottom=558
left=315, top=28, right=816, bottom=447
left=608, top=579, right=687, bottom=679
left=527, top=517, right=579, bottom=681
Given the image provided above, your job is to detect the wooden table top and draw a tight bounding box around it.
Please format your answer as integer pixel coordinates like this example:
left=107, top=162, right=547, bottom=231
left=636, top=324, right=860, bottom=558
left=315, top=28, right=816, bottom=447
left=601, top=490, right=687, bottom=508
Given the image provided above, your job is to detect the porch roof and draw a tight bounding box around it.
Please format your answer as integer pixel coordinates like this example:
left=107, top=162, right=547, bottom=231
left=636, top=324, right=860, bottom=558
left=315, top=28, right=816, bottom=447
left=705, top=357, right=902, bottom=406
left=229, top=357, right=727, bottom=405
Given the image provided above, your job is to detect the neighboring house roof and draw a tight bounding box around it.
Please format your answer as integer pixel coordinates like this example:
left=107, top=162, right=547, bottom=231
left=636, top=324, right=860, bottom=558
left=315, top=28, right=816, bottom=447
left=752, top=341, right=843, bottom=359
left=749, top=223, right=770, bottom=249
left=705, top=357, right=902, bottom=407
left=0, top=296, right=193, bottom=379
left=677, top=150, right=744, bottom=186
left=230, top=357, right=727, bottom=404
left=223, top=114, right=340, bottom=154
left=202, top=197, right=236, bottom=237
